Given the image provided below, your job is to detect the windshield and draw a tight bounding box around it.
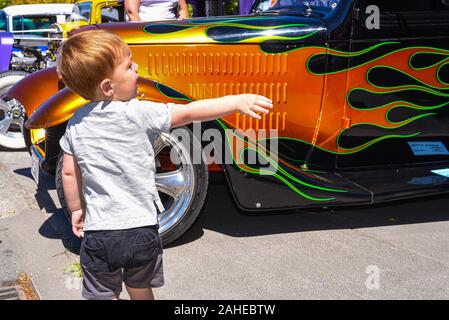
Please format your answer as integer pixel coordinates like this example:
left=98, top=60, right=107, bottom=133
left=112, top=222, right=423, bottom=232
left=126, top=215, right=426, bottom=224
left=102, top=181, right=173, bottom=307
left=12, top=15, right=57, bottom=34
left=0, top=10, right=6, bottom=31
left=70, top=2, right=92, bottom=23
left=254, top=0, right=341, bottom=13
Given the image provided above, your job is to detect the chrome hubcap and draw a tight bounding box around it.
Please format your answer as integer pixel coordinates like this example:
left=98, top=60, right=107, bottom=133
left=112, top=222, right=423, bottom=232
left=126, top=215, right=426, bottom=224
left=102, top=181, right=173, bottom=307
left=154, top=133, right=195, bottom=235
left=0, top=99, right=24, bottom=139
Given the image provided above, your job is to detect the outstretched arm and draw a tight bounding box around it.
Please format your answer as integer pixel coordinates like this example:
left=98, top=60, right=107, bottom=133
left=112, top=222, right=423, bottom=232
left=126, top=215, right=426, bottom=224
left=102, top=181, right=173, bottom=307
left=125, top=0, right=141, bottom=21
left=61, top=153, right=85, bottom=238
left=170, top=94, right=273, bottom=128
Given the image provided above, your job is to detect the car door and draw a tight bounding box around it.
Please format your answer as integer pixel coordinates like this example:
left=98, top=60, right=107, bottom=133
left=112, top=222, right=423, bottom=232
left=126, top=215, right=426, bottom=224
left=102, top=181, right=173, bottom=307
left=337, top=0, right=449, bottom=168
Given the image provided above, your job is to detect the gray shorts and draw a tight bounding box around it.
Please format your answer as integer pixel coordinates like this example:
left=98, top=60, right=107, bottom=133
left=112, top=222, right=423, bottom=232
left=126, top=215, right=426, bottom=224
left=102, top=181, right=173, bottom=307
left=80, top=225, right=164, bottom=300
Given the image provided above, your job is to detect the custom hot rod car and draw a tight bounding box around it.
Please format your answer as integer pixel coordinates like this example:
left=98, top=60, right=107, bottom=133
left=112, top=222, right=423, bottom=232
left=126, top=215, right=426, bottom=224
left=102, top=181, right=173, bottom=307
left=2, top=0, right=449, bottom=244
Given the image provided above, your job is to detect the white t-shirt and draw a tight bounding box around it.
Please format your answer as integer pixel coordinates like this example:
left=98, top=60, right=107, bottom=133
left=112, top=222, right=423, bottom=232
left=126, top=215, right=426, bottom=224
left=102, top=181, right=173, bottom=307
left=60, top=99, right=172, bottom=231
left=139, top=0, right=178, bottom=21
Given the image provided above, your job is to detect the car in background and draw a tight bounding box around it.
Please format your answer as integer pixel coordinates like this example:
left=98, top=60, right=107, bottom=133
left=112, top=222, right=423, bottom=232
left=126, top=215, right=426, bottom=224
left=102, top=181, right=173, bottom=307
left=0, top=3, right=74, bottom=72
left=57, top=0, right=201, bottom=38
left=0, top=0, right=123, bottom=150
left=0, top=3, right=73, bottom=149
left=0, top=3, right=73, bottom=43
left=57, top=0, right=125, bottom=38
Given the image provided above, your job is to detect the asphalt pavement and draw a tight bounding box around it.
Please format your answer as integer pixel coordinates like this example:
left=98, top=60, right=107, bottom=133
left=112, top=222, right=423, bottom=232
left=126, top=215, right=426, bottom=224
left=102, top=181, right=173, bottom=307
left=1, top=149, right=449, bottom=299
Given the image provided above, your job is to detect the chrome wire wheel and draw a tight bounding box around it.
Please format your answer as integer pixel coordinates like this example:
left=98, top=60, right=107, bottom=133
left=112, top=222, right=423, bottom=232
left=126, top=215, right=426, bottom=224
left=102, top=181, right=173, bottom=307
left=0, top=70, right=28, bottom=150
left=154, top=132, right=196, bottom=237
left=0, top=98, right=26, bottom=149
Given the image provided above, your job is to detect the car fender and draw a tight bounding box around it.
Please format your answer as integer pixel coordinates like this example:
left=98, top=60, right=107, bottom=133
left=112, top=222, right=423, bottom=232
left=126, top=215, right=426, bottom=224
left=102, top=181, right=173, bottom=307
left=5, top=67, right=62, bottom=117
left=26, top=77, right=192, bottom=129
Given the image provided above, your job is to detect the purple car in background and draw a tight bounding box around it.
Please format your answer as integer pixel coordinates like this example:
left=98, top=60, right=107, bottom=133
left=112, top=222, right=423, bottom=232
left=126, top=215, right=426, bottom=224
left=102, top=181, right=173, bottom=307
left=0, top=32, right=13, bottom=73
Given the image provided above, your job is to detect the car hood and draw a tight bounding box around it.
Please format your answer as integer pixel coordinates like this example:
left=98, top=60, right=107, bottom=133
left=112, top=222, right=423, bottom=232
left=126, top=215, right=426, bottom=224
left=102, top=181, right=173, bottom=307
left=76, top=15, right=327, bottom=45
left=58, top=20, right=89, bottom=34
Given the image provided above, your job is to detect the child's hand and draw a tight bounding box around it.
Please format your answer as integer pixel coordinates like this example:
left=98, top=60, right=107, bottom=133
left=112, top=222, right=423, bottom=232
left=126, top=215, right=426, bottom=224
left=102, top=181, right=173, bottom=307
left=233, top=94, right=273, bottom=119
left=171, top=93, right=273, bottom=128
left=71, top=209, right=85, bottom=238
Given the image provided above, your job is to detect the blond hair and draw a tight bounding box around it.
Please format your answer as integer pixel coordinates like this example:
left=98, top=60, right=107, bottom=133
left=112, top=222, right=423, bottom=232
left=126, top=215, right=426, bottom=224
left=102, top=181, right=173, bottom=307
left=57, top=30, right=129, bottom=100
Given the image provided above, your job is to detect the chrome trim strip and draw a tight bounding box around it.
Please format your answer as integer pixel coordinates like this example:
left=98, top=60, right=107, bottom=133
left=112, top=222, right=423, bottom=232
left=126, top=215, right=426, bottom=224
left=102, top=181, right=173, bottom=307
left=31, top=144, right=44, bottom=163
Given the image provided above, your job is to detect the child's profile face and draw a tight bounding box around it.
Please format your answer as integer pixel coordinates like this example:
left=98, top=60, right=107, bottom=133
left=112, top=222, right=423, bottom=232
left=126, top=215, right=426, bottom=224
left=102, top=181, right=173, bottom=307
left=110, top=49, right=139, bottom=101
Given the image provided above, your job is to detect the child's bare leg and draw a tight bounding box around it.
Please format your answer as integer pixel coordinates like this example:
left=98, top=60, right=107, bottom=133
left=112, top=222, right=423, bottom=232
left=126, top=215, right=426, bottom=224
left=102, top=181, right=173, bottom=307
left=125, top=285, right=154, bottom=300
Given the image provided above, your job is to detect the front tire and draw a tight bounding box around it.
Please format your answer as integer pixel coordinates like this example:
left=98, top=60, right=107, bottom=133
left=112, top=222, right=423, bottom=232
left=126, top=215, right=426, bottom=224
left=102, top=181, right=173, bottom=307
left=55, top=126, right=209, bottom=245
left=0, top=70, right=29, bottom=150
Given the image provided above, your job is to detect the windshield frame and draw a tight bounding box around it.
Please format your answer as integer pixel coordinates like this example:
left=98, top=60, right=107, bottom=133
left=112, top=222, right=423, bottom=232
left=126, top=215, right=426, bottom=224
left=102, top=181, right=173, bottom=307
left=70, top=1, right=93, bottom=23
left=251, top=0, right=341, bottom=16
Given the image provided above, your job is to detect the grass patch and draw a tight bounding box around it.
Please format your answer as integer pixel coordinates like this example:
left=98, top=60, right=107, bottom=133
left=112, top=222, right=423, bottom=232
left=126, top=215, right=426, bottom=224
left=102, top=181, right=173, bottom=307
left=63, top=262, right=83, bottom=278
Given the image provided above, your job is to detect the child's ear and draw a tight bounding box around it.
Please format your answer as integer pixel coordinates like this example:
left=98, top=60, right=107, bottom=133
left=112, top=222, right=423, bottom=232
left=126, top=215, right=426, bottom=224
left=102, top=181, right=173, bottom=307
left=56, top=67, right=62, bottom=79
left=99, top=79, right=114, bottom=97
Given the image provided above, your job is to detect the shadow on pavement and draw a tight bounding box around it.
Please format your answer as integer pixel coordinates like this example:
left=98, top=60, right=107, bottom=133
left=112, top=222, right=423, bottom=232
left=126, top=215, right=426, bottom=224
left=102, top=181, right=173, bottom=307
left=14, top=167, right=58, bottom=216
left=36, top=170, right=81, bottom=254
left=38, top=209, right=81, bottom=254
left=13, top=167, right=33, bottom=180
left=14, top=167, right=81, bottom=254
left=17, top=165, right=449, bottom=250
left=169, top=172, right=449, bottom=247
